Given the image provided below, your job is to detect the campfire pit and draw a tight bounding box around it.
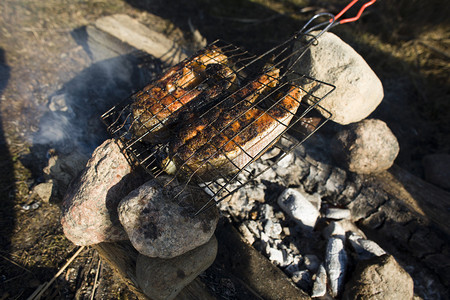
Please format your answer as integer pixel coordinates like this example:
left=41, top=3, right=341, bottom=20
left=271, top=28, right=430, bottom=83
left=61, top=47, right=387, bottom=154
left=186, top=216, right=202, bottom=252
left=56, top=3, right=449, bottom=300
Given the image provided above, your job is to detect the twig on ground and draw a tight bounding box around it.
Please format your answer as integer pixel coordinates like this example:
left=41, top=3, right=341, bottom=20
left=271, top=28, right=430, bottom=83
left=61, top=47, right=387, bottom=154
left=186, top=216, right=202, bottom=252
left=0, top=253, right=32, bottom=274
left=418, top=41, right=450, bottom=60
left=90, top=258, right=102, bottom=300
left=26, top=246, right=86, bottom=300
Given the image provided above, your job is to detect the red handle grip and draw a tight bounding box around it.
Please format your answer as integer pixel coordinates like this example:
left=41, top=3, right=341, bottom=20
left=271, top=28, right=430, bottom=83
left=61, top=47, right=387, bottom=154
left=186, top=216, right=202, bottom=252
left=331, top=0, right=377, bottom=24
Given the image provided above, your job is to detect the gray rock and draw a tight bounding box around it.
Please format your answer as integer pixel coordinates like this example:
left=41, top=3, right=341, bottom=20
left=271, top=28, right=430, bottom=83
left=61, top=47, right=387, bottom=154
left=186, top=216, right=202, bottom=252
left=312, top=264, right=327, bottom=298
left=32, top=181, right=54, bottom=203
left=332, top=119, right=399, bottom=174
left=136, top=235, right=218, bottom=300
left=44, top=149, right=89, bottom=195
left=118, top=176, right=219, bottom=258
left=325, top=237, right=348, bottom=297
left=348, top=232, right=386, bottom=260
left=324, top=208, right=351, bottom=220
left=277, top=188, right=320, bottom=230
left=291, top=31, right=384, bottom=125
left=343, top=254, right=414, bottom=300
left=423, top=154, right=450, bottom=190
left=61, top=139, right=138, bottom=245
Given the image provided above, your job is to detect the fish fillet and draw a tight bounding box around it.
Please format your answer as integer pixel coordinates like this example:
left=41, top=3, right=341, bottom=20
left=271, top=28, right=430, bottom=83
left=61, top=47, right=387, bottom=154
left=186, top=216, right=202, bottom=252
left=165, top=80, right=303, bottom=182
left=131, top=45, right=229, bottom=142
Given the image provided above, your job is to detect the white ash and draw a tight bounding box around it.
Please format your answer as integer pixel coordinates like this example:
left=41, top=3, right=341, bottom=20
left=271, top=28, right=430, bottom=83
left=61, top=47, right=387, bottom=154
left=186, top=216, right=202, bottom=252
left=209, top=138, right=404, bottom=298
left=263, top=219, right=283, bottom=239
left=311, top=264, right=327, bottom=298
left=238, top=222, right=256, bottom=245
left=277, top=188, right=320, bottom=231
left=325, top=237, right=348, bottom=297
left=323, top=208, right=351, bottom=220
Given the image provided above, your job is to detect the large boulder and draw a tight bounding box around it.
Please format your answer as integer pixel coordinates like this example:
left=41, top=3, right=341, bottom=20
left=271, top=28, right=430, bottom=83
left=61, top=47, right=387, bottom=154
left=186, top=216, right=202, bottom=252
left=61, top=139, right=146, bottom=245
left=136, top=236, right=218, bottom=300
left=331, top=119, right=399, bottom=174
left=291, top=31, right=384, bottom=125
left=343, top=254, right=414, bottom=300
left=118, top=176, right=219, bottom=258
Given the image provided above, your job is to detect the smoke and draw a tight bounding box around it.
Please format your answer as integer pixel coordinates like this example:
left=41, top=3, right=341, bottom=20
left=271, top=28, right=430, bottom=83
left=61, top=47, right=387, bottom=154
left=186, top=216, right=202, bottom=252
left=32, top=54, right=160, bottom=156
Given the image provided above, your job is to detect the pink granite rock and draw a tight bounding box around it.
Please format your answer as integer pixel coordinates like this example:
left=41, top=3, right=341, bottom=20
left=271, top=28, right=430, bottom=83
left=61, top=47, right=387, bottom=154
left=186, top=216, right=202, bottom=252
left=118, top=176, right=219, bottom=258
left=61, top=139, right=146, bottom=245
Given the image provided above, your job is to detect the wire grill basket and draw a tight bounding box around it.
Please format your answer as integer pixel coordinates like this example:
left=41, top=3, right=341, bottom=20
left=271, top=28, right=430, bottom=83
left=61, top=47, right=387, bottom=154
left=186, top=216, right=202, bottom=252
left=101, top=2, right=376, bottom=215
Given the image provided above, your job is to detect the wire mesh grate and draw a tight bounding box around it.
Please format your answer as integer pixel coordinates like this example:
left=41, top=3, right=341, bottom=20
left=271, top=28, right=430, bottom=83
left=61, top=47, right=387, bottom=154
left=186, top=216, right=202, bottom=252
left=101, top=22, right=335, bottom=215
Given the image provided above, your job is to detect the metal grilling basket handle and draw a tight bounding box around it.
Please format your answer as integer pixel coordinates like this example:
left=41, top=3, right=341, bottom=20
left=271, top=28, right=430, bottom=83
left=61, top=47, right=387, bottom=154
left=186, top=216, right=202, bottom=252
left=101, top=0, right=377, bottom=215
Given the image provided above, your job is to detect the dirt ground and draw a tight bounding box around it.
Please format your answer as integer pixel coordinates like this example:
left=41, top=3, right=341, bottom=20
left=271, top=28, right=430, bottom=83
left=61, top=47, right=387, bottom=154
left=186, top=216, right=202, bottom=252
left=0, top=0, right=449, bottom=299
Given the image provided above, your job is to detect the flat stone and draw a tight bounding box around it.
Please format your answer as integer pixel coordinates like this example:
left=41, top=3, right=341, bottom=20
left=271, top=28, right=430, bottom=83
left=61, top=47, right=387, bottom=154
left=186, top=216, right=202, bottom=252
left=291, top=31, right=384, bottom=125
left=61, top=139, right=140, bottom=245
left=32, top=181, right=54, bottom=203
left=331, top=119, right=399, bottom=174
left=136, top=235, right=218, bottom=300
left=94, top=14, right=187, bottom=64
left=343, top=255, right=414, bottom=300
left=118, top=176, right=219, bottom=258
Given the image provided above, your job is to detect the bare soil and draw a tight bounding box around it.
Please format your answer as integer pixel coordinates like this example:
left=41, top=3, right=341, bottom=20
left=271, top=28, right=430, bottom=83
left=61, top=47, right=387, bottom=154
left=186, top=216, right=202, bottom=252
left=0, top=0, right=448, bottom=299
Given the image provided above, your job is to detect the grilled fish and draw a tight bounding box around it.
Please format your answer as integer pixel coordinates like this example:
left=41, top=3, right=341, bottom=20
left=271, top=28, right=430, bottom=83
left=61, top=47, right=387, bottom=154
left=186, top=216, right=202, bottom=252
left=131, top=46, right=229, bottom=142
left=163, top=70, right=305, bottom=182
left=169, top=67, right=280, bottom=154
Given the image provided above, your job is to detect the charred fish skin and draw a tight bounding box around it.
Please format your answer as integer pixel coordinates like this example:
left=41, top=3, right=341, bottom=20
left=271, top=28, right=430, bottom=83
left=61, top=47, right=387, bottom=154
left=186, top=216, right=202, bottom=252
left=131, top=45, right=229, bottom=142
